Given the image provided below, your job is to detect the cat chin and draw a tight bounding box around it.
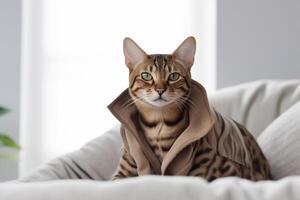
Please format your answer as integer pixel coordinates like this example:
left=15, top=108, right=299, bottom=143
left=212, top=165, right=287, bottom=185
left=149, top=101, right=170, bottom=107
left=142, top=99, right=175, bottom=108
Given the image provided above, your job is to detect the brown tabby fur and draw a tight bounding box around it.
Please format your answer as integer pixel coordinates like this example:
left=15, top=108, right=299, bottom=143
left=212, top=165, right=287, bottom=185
left=110, top=37, right=272, bottom=181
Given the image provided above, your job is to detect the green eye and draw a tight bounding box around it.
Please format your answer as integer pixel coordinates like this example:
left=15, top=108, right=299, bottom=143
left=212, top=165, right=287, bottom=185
left=141, top=72, right=153, bottom=81
left=169, top=72, right=180, bottom=81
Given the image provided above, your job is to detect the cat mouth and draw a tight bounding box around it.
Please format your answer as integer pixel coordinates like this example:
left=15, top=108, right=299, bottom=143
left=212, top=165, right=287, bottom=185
left=154, top=97, right=167, bottom=102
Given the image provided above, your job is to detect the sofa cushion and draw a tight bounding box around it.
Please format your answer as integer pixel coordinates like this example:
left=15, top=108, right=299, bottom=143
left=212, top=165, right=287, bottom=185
left=210, top=80, right=300, bottom=138
left=258, top=102, right=300, bottom=179
left=19, top=125, right=122, bottom=182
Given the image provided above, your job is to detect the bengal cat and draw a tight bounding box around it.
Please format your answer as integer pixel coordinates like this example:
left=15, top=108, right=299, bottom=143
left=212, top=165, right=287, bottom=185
left=110, top=37, right=271, bottom=181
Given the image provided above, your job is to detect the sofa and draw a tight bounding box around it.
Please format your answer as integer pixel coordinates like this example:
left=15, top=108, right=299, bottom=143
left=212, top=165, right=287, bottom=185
left=1, top=79, right=300, bottom=200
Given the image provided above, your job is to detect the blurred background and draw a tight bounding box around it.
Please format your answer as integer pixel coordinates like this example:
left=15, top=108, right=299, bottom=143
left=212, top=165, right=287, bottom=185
left=0, top=0, right=299, bottom=181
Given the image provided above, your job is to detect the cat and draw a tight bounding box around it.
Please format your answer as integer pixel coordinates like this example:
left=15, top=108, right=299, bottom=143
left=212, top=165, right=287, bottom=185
left=108, top=37, right=272, bottom=181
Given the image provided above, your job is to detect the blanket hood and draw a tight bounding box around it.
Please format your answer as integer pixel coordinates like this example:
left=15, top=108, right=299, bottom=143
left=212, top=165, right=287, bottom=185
left=107, top=80, right=216, bottom=174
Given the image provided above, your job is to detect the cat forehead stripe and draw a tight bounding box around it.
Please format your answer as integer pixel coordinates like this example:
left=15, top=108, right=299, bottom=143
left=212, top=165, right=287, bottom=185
left=151, top=54, right=168, bottom=71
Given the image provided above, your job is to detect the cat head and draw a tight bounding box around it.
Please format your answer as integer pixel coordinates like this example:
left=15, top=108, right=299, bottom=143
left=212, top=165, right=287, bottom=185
left=123, top=37, right=196, bottom=108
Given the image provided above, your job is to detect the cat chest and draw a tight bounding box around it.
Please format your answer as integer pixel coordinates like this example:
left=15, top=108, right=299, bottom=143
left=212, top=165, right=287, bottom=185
left=140, top=120, right=186, bottom=162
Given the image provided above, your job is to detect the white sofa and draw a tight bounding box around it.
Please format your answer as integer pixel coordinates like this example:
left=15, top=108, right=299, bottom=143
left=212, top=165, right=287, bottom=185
left=1, top=80, right=300, bottom=200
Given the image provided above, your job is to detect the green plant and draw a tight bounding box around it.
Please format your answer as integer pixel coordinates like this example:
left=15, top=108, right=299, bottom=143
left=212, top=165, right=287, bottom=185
left=0, top=106, right=20, bottom=159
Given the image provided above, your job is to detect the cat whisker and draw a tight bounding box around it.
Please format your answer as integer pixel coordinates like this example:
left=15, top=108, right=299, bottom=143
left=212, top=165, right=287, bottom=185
left=168, top=96, right=189, bottom=113
left=176, top=99, right=190, bottom=111
left=122, top=94, right=149, bottom=110
left=177, top=96, right=199, bottom=111
left=121, top=94, right=143, bottom=108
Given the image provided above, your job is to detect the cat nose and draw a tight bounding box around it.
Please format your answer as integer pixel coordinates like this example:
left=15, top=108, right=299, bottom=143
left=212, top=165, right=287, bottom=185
left=155, top=88, right=165, bottom=95
left=155, top=80, right=165, bottom=95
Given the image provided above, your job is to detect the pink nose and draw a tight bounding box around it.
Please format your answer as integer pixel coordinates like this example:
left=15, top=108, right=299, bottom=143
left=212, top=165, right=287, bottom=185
left=155, top=80, right=165, bottom=95
left=155, top=88, right=165, bottom=95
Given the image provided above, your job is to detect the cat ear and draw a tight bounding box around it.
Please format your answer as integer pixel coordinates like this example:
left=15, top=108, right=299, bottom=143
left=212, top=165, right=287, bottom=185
left=123, top=37, right=147, bottom=71
left=172, top=36, right=196, bottom=70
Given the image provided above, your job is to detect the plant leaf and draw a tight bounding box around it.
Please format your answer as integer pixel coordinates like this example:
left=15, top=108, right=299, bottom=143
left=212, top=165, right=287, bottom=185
left=0, top=153, right=18, bottom=160
left=0, top=106, right=10, bottom=116
left=0, top=134, right=21, bottom=150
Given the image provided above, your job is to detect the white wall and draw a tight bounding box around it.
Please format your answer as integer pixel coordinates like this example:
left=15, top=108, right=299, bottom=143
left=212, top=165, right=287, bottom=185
left=217, top=0, right=300, bottom=88
left=0, top=0, right=21, bottom=181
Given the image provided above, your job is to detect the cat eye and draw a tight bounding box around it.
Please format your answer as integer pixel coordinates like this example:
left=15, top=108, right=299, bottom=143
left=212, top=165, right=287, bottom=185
left=141, top=72, right=153, bottom=81
left=168, top=72, right=180, bottom=81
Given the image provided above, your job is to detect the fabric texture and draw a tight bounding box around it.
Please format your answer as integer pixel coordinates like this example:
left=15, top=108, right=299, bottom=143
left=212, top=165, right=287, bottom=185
left=258, top=102, right=300, bottom=179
